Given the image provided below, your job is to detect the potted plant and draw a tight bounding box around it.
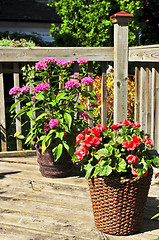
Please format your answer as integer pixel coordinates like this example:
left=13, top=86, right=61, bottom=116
left=9, top=57, right=97, bottom=178
left=74, top=119, right=159, bottom=235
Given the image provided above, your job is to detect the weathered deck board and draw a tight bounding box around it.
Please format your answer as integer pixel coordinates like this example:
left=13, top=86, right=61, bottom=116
left=0, top=155, right=159, bottom=240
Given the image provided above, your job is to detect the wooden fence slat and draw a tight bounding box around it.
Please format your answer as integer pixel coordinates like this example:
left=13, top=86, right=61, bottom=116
left=134, top=66, right=140, bottom=123
left=101, top=62, right=107, bottom=126
left=13, top=63, right=22, bottom=151
left=139, top=65, right=146, bottom=132
left=146, top=65, right=153, bottom=134
left=151, top=67, right=156, bottom=142
left=0, top=63, right=7, bottom=151
left=154, top=64, right=159, bottom=151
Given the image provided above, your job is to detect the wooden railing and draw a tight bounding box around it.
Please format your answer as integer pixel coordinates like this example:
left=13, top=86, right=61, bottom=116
left=0, top=13, right=159, bottom=152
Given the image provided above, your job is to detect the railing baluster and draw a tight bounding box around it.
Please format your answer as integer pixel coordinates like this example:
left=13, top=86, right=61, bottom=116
left=101, top=62, right=107, bottom=126
left=88, top=61, right=94, bottom=127
left=13, top=62, right=22, bottom=150
left=0, top=63, right=7, bottom=151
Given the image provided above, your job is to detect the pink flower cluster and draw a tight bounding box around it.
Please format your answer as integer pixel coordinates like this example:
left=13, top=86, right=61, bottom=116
left=9, top=86, right=30, bottom=95
left=81, top=77, right=93, bottom=85
left=20, top=86, right=31, bottom=94
left=65, top=80, right=80, bottom=90
left=35, top=61, right=48, bottom=71
left=43, top=57, right=56, bottom=64
left=111, top=119, right=141, bottom=130
left=143, top=135, right=153, bottom=148
left=56, top=60, right=74, bottom=67
left=44, top=123, right=50, bottom=133
left=35, top=58, right=56, bottom=71
left=34, top=83, right=50, bottom=93
left=9, top=87, right=21, bottom=95
left=49, top=119, right=59, bottom=129
left=76, top=125, right=108, bottom=160
left=79, top=112, right=90, bottom=120
left=70, top=73, right=82, bottom=80
left=77, top=58, right=88, bottom=64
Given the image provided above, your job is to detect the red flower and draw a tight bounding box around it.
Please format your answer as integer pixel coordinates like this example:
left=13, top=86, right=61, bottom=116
left=131, top=169, right=138, bottom=176
left=126, top=155, right=138, bottom=164
left=82, top=135, right=94, bottom=147
left=76, top=133, right=84, bottom=144
left=91, top=127, right=101, bottom=137
left=92, top=136, right=102, bottom=147
left=143, top=170, right=148, bottom=176
left=143, top=136, right=153, bottom=148
left=110, top=124, right=118, bottom=130
left=76, top=146, right=89, bottom=160
left=122, top=140, right=135, bottom=151
left=132, top=135, right=141, bottom=147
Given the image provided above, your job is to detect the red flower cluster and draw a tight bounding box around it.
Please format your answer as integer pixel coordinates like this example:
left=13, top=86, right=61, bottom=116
left=111, top=119, right=140, bottom=130
left=76, top=124, right=107, bottom=160
left=126, top=155, right=138, bottom=164
left=122, top=135, right=141, bottom=151
left=143, top=135, right=153, bottom=148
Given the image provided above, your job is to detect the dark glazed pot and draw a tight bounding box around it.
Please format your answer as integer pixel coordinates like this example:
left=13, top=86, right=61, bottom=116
left=35, top=142, right=73, bottom=178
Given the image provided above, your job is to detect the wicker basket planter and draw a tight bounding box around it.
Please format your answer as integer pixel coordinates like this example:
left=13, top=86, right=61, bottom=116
left=35, top=143, right=73, bottom=178
left=88, top=168, right=153, bottom=236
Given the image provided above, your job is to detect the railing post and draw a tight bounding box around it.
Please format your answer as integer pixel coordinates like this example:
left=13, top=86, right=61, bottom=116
left=111, top=11, right=133, bottom=123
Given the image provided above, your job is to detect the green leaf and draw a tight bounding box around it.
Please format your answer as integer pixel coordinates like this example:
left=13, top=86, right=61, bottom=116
left=53, top=143, right=63, bottom=161
left=56, top=92, right=67, bottom=102
left=84, top=163, right=95, bottom=180
left=94, top=146, right=113, bottom=160
left=64, top=112, right=72, bottom=129
left=17, top=134, right=25, bottom=140
left=9, top=101, right=19, bottom=112
left=26, top=110, right=34, bottom=119
left=95, top=160, right=112, bottom=177
left=116, top=158, right=127, bottom=173
left=36, top=92, right=45, bottom=101
left=35, top=112, right=49, bottom=121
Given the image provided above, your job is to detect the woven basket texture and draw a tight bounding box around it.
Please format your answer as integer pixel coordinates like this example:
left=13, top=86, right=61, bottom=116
left=88, top=168, right=153, bottom=236
left=36, top=143, right=73, bottom=178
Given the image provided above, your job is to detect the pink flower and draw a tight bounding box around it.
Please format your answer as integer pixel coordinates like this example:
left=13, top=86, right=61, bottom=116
left=9, top=87, right=21, bottom=95
left=56, top=60, right=74, bottom=67
left=79, top=112, right=90, bottom=120
left=31, top=96, right=36, bottom=102
left=49, top=119, right=59, bottom=129
left=81, top=77, right=93, bottom=85
left=44, top=123, right=50, bottom=133
left=126, top=155, right=138, bottom=164
left=70, top=73, right=82, bottom=80
left=64, top=80, right=80, bottom=89
left=77, top=58, right=88, bottom=64
left=34, top=83, right=50, bottom=93
left=35, top=61, right=48, bottom=70
left=20, top=86, right=30, bottom=93
left=43, top=57, right=56, bottom=64
left=132, top=135, right=141, bottom=148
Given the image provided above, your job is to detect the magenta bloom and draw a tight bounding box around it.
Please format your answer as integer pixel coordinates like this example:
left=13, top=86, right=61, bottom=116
left=44, top=123, right=50, bottom=133
left=65, top=80, right=80, bottom=90
left=9, top=87, right=21, bottom=95
left=49, top=119, right=59, bottom=129
left=81, top=77, right=93, bottom=85
left=34, top=83, right=50, bottom=93
left=56, top=60, right=74, bottom=67
left=43, top=57, right=56, bottom=64
left=20, top=86, right=30, bottom=93
left=77, top=58, right=88, bottom=64
left=31, top=96, right=36, bottom=102
left=79, top=112, right=90, bottom=120
left=70, top=73, right=82, bottom=80
left=35, top=61, right=48, bottom=70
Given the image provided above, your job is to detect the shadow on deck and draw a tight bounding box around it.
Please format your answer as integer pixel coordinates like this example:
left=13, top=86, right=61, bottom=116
left=0, top=152, right=159, bottom=240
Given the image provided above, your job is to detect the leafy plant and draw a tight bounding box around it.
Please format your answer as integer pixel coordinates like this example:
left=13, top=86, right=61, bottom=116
left=75, top=119, right=159, bottom=179
left=9, top=58, right=97, bottom=160
left=0, top=37, right=36, bottom=47
left=80, top=68, right=135, bottom=126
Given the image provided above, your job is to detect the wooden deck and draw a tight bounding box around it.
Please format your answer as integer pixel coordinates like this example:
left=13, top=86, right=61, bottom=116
left=0, top=153, right=159, bottom=240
